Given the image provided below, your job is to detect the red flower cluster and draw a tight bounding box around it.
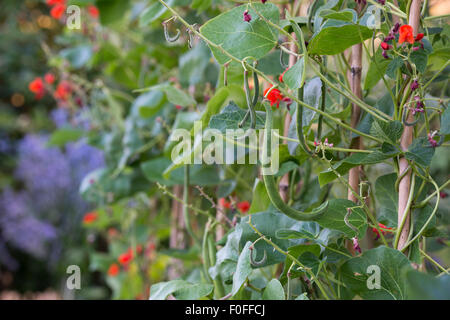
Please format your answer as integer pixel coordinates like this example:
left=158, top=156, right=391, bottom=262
left=372, top=223, right=393, bottom=240
left=28, top=73, right=74, bottom=103
left=108, top=263, right=120, bottom=277
left=28, top=77, right=45, bottom=100
left=263, top=68, right=293, bottom=108
left=46, top=0, right=66, bottom=20
left=118, top=249, right=133, bottom=265
left=87, top=5, right=99, bottom=19
left=218, top=198, right=251, bottom=214
left=54, top=80, right=72, bottom=101
left=83, top=211, right=98, bottom=224
left=264, top=85, right=284, bottom=108
left=117, top=244, right=147, bottom=265
left=46, top=1, right=99, bottom=20
left=237, top=201, right=250, bottom=213
left=381, top=24, right=425, bottom=59
left=219, top=197, right=231, bottom=209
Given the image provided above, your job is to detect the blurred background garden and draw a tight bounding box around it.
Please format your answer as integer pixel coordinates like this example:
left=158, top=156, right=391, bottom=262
left=0, top=0, right=449, bottom=300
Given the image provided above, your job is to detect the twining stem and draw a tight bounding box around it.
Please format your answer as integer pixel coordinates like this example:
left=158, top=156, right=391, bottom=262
left=419, top=248, right=449, bottom=274
left=414, top=179, right=450, bottom=208
left=347, top=1, right=364, bottom=205
left=397, top=0, right=422, bottom=253
left=184, top=165, right=200, bottom=245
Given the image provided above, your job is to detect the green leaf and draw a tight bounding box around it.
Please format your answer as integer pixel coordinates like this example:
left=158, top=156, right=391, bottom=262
left=149, top=280, right=213, bottom=300
left=386, top=57, right=404, bottom=79
left=302, top=77, right=322, bottom=125
left=141, top=158, right=221, bottom=187
left=208, top=101, right=265, bottom=133
left=313, top=199, right=367, bottom=238
left=248, top=179, right=271, bottom=214
left=262, top=279, right=285, bottom=300
left=308, top=24, right=373, bottom=55
left=200, top=3, right=279, bottom=64
left=405, top=137, right=435, bottom=167
left=47, top=128, right=84, bottom=147
left=139, top=0, right=173, bottom=27
left=275, top=222, right=320, bottom=240
left=280, top=244, right=322, bottom=283
left=192, top=0, right=212, bottom=12
left=405, top=271, right=450, bottom=299
left=222, top=208, right=321, bottom=269
left=172, top=283, right=214, bottom=300
left=318, top=150, right=397, bottom=187
left=159, top=247, right=200, bottom=261
left=137, top=83, right=195, bottom=106
left=196, top=84, right=245, bottom=131
left=232, top=241, right=253, bottom=296
left=374, top=173, right=398, bottom=226
left=163, top=85, right=196, bottom=106
left=370, top=119, right=403, bottom=145
left=442, top=106, right=450, bottom=135
left=96, top=0, right=130, bottom=25
left=283, top=57, right=305, bottom=90
left=179, top=42, right=212, bottom=86
left=319, top=9, right=356, bottom=22
left=410, top=50, right=428, bottom=73
left=340, top=246, right=413, bottom=300
left=60, top=45, right=93, bottom=69
left=364, top=48, right=390, bottom=90
left=132, top=90, right=165, bottom=118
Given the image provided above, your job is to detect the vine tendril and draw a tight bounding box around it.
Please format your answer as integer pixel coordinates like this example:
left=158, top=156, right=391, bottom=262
left=250, top=247, right=267, bottom=267
left=162, top=17, right=181, bottom=43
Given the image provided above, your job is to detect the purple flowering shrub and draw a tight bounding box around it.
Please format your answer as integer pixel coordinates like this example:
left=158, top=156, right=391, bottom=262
left=0, top=110, right=104, bottom=271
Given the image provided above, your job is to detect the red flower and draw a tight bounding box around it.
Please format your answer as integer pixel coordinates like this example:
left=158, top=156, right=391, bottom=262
left=264, top=85, right=283, bottom=108
left=372, top=223, right=392, bottom=239
left=278, top=69, right=288, bottom=83
left=237, top=201, right=250, bottom=213
left=415, top=33, right=424, bottom=41
left=28, top=77, right=45, bottom=100
left=380, top=42, right=390, bottom=50
left=175, top=105, right=183, bottom=110
left=87, top=5, right=99, bottom=19
left=46, top=0, right=65, bottom=6
left=118, top=249, right=133, bottom=265
left=44, top=73, right=56, bottom=85
left=398, top=25, right=414, bottom=44
left=219, top=198, right=231, bottom=209
left=136, top=244, right=143, bottom=255
left=54, top=81, right=72, bottom=101
left=108, top=263, right=120, bottom=277
left=50, top=3, right=66, bottom=19
left=83, top=212, right=98, bottom=224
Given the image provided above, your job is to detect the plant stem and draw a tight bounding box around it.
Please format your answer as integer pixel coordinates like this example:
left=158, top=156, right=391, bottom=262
left=397, top=0, right=422, bottom=253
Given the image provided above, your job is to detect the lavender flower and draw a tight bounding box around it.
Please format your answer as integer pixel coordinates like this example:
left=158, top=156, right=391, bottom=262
left=0, top=131, right=104, bottom=270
